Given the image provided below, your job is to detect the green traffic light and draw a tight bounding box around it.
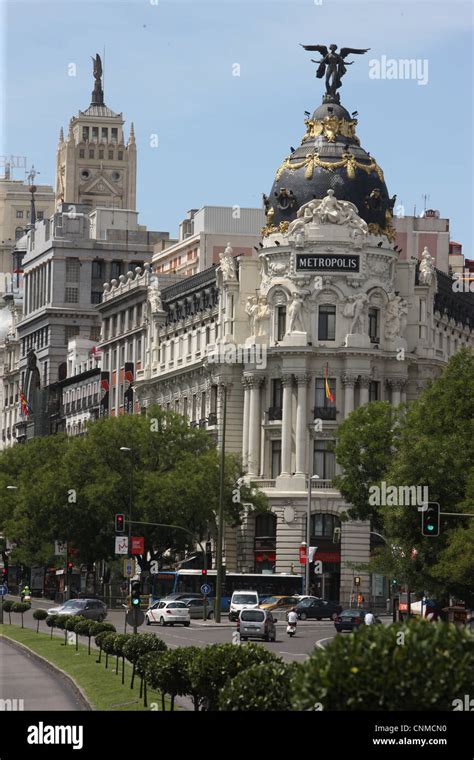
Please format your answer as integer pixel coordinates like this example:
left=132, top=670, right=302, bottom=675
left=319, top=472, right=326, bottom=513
left=132, top=598, right=140, bottom=606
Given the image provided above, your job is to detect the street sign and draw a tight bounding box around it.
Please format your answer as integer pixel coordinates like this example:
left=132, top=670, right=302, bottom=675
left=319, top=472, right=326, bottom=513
left=54, top=541, right=67, bottom=556
left=201, top=583, right=211, bottom=596
left=0, top=584, right=8, bottom=596
left=115, top=536, right=129, bottom=555
left=313, top=561, right=323, bottom=575
left=123, top=559, right=136, bottom=577
left=126, top=608, right=145, bottom=627
left=299, top=546, right=307, bottom=565
left=131, top=536, right=144, bottom=555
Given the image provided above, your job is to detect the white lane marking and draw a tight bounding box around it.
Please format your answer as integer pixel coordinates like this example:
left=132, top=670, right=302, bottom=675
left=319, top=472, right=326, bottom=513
left=315, top=636, right=333, bottom=649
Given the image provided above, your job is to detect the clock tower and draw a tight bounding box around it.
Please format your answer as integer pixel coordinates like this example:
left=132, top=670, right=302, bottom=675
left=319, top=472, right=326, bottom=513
left=55, top=54, right=136, bottom=211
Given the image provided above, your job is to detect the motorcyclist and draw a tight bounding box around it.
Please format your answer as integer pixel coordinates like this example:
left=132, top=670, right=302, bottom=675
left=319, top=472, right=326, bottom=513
left=287, top=607, right=298, bottom=626
left=21, top=584, right=31, bottom=602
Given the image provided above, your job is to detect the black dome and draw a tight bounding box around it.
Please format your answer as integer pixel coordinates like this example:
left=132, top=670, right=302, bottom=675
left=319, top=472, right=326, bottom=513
left=264, top=96, right=395, bottom=239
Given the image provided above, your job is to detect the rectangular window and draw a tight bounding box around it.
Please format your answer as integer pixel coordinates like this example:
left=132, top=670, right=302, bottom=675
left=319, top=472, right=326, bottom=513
left=79, top=149, right=85, bottom=158
left=91, top=291, right=102, bottom=305
left=315, top=378, right=336, bottom=408
left=90, top=325, right=101, bottom=341
left=271, top=440, right=282, bottom=479
left=118, top=151, right=123, bottom=160
left=200, top=392, right=206, bottom=419
left=37, top=211, right=44, bottom=221
left=111, top=128, right=118, bottom=143
left=89, top=149, right=94, bottom=159
left=210, top=385, right=218, bottom=414
left=368, top=308, right=379, bottom=341
left=101, top=127, right=108, bottom=141
left=92, top=127, right=99, bottom=141
left=91, top=260, right=103, bottom=279
left=65, top=287, right=79, bottom=303
left=98, top=150, right=104, bottom=159
left=369, top=381, right=379, bottom=402
left=170, top=340, right=174, bottom=361
left=187, top=334, right=192, bottom=354
left=108, top=150, right=114, bottom=160
left=318, top=304, right=336, bottom=341
left=192, top=395, right=197, bottom=421
left=313, top=440, right=335, bottom=480
left=271, top=378, right=282, bottom=408
left=66, top=258, right=80, bottom=282
left=82, top=127, right=89, bottom=142
left=65, top=325, right=80, bottom=341
left=110, top=261, right=122, bottom=280
left=276, top=306, right=287, bottom=341
left=16, top=210, right=24, bottom=219
left=183, top=397, right=188, bottom=419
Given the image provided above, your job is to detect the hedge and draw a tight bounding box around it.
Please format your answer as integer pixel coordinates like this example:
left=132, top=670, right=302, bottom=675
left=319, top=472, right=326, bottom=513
left=219, top=661, right=299, bottom=711
left=292, top=620, right=474, bottom=711
left=123, top=634, right=167, bottom=691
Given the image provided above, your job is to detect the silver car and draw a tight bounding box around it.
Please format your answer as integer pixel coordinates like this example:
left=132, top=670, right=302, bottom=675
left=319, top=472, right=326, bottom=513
left=181, top=597, right=215, bottom=620
left=237, top=608, right=276, bottom=642
left=47, top=599, right=107, bottom=621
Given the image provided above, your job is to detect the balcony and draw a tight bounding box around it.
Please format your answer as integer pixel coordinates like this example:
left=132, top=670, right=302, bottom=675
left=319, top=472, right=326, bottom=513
left=268, top=406, right=282, bottom=421
left=313, top=406, right=337, bottom=421
left=198, top=418, right=207, bottom=428
left=251, top=479, right=276, bottom=488
left=207, top=412, right=218, bottom=427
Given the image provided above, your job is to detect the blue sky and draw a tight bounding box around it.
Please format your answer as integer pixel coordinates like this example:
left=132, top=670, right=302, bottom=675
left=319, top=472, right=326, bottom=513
left=1, top=0, right=473, bottom=253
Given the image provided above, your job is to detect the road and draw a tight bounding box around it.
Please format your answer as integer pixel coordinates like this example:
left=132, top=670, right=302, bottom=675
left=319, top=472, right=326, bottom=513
left=0, top=637, right=88, bottom=711
left=3, top=596, right=338, bottom=661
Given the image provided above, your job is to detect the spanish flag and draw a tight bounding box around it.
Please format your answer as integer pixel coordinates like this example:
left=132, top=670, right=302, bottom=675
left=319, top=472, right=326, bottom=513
left=325, top=364, right=334, bottom=403
left=18, top=386, right=32, bottom=417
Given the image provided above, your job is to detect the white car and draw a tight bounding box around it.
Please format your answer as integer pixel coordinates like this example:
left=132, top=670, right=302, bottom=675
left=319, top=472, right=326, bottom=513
left=145, top=600, right=191, bottom=627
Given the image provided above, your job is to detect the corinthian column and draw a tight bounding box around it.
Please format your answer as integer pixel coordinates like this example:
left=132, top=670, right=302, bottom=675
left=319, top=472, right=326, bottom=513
left=359, top=375, right=370, bottom=406
left=342, top=374, right=358, bottom=418
left=242, top=376, right=250, bottom=470
left=295, top=374, right=310, bottom=475
left=387, top=378, right=406, bottom=407
left=281, top=374, right=294, bottom=476
left=247, top=375, right=264, bottom=476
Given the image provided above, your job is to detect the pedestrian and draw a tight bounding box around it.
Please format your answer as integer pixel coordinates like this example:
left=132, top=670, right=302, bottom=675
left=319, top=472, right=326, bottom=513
left=364, top=610, right=375, bottom=625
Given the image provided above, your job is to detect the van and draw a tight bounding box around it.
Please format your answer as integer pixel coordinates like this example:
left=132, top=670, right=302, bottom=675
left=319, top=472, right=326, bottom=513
left=237, top=608, right=276, bottom=642
left=229, top=590, right=259, bottom=622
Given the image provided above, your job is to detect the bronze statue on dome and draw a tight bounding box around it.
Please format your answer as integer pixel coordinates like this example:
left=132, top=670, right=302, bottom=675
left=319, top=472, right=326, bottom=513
left=300, top=44, right=370, bottom=100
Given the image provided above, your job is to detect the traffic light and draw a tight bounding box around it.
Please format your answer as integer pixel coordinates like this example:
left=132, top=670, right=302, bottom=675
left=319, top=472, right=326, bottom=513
left=1, top=566, right=7, bottom=581
left=131, top=580, right=141, bottom=607
left=67, top=561, right=73, bottom=575
left=201, top=569, right=207, bottom=576
left=421, top=502, right=440, bottom=537
left=115, top=513, right=125, bottom=533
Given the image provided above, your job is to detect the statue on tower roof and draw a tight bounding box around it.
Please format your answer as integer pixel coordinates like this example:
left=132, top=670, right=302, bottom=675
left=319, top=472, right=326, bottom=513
left=90, top=53, right=104, bottom=106
left=300, top=44, right=370, bottom=101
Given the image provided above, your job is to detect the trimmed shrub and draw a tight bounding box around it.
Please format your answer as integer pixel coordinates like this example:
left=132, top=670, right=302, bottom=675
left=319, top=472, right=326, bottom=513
left=145, top=647, right=202, bottom=712
left=95, top=630, right=114, bottom=664
left=111, top=634, right=133, bottom=682
left=45, top=614, right=59, bottom=639
left=32, top=608, right=48, bottom=633
left=219, top=661, right=298, bottom=711
left=123, top=633, right=167, bottom=690
left=54, top=614, right=73, bottom=645
left=188, top=643, right=281, bottom=711
left=11, top=601, right=31, bottom=628
left=292, top=620, right=474, bottom=711
left=65, top=615, right=85, bottom=650
left=100, top=632, right=118, bottom=669
left=2, top=600, right=14, bottom=624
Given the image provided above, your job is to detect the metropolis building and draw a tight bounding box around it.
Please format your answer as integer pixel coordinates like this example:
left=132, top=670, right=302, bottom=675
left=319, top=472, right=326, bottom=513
left=99, top=54, right=472, bottom=607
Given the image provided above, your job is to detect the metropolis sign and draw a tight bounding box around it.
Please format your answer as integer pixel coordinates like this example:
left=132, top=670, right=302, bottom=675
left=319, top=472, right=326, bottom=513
left=296, top=253, right=360, bottom=272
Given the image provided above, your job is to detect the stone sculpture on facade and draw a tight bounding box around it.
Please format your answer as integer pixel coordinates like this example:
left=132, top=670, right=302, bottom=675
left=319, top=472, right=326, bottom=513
left=245, top=296, right=258, bottom=335
left=254, top=296, right=270, bottom=337
left=148, top=277, right=163, bottom=313
left=287, top=292, right=307, bottom=333
left=287, top=189, right=368, bottom=240
left=343, top=292, right=369, bottom=334
left=419, top=246, right=435, bottom=286
left=385, top=294, right=408, bottom=341
left=219, top=242, right=237, bottom=281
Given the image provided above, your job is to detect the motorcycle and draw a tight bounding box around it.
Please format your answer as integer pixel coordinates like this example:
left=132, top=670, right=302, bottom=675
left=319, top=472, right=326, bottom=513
left=21, top=594, right=31, bottom=603
left=286, top=622, right=296, bottom=637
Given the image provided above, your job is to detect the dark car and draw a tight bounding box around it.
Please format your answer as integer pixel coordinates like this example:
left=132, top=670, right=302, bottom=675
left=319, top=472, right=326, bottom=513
left=334, top=609, right=381, bottom=632
left=296, top=598, right=342, bottom=621
left=47, top=599, right=107, bottom=621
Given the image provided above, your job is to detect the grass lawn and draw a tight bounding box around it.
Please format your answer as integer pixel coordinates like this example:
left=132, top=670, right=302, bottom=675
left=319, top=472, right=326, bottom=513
left=0, top=624, right=169, bottom=711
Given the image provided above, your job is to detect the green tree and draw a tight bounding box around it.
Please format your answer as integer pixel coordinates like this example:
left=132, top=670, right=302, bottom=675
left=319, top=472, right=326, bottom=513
left=219, top=661, right=298, bottom=711
left=32, top=608, right=48, bottom=633
left=333, top=402, right=401, bottom=528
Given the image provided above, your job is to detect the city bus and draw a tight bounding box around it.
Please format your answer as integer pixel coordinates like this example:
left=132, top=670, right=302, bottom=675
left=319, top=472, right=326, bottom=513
left=149, top=569, right=304, bottom=612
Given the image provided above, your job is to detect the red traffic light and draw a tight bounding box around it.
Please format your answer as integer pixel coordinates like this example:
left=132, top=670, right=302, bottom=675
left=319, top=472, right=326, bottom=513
left=115, top=513, right=125, bottom=533
left=67, top=561, right=73, bottom=574
left=201, top=569, right=207, bottom=576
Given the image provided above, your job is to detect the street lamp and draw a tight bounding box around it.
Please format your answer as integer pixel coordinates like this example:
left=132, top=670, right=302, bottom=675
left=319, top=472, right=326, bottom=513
left=306, top=474, right=319, bottom=596
left=214, top=382, right=228, bottom=624
left=119, top=447, right=134, bottom=616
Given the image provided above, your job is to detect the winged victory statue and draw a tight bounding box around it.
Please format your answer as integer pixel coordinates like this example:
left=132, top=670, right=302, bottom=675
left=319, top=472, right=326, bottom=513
left=300, top=44, right=370, bottom=99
